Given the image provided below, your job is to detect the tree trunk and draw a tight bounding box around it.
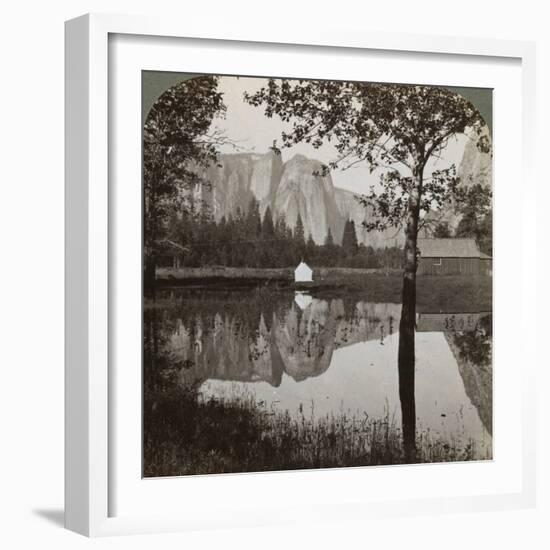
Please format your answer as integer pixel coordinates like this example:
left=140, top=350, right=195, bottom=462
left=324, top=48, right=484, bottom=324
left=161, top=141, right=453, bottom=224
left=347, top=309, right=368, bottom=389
left=144, top=253, right=156, bottom=298
left=398, top=167, right=423, bottom=462
left=143, top=178, right=158, bottom=298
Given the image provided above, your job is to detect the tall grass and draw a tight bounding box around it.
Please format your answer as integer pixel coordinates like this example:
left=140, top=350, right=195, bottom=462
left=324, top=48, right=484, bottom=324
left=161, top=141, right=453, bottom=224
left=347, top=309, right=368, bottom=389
left=143, top=384, right=490, bottom=477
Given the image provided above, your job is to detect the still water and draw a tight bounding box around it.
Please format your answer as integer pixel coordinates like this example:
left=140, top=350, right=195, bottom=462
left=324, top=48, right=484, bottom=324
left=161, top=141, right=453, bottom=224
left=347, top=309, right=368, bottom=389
left=148, top=287, right=492, bottom=462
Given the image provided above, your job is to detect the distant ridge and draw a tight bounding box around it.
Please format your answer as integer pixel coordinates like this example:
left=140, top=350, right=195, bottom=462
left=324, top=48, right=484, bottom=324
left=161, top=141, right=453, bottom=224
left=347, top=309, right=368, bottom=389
left=191, top=130, right=491, bottom=249
left=193, top=150, right=403, bottom=248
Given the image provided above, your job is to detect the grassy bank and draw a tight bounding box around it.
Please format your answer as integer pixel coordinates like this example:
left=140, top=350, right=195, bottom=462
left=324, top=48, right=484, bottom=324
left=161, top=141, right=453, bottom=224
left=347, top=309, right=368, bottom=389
left=157, top=265, right=402, bottom=281
left=143, top=385, right=490, bottom=477
left=157, top=265, right=294, bottom=281
left=149, top=272, right=492, bottom=314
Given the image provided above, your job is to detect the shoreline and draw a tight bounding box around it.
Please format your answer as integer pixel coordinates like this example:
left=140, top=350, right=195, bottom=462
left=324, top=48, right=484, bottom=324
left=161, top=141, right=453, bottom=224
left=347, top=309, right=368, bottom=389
left=147, top=270, right=493, bottom=313
left=156, top=265, right=401, bottom=282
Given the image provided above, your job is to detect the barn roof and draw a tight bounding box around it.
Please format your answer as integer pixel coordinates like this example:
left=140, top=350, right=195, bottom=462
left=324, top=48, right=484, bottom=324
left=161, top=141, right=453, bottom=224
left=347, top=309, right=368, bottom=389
left=417, top=238, right=481, bottom=258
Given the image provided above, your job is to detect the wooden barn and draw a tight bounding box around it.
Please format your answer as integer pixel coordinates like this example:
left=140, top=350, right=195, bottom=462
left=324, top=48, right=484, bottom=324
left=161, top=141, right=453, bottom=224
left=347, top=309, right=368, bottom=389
left=417, top=238, right=491, bottom=276
left=479, top=252, right=493, bottom=276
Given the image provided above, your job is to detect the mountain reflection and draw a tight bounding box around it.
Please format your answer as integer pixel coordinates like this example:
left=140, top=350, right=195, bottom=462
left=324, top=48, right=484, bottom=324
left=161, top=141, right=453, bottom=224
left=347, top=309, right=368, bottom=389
left=144, top=289, right=492, bottom=474
left=165, top=293, right=401, bottom=387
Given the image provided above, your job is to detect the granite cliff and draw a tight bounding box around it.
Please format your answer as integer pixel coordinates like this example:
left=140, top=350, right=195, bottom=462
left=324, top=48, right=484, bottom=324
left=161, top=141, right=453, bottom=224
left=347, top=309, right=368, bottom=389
left=194, top=150, right=402, bottom=247
left=193, top=132, right=490, bottom=247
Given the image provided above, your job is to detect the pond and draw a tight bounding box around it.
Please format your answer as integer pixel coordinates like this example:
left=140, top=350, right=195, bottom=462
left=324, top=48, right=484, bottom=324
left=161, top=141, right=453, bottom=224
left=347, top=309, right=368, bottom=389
left=143, top=286, right=492, bottom=477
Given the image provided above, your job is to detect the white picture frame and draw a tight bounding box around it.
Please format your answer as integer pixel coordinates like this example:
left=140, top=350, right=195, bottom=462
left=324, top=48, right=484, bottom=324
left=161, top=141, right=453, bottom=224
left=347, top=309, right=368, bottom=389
left=65, top=13, right=537, bottom=537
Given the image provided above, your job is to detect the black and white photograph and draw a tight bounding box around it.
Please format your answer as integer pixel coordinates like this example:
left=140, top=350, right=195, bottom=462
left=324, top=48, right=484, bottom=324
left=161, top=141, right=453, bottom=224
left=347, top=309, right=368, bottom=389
left=142, top=73, right=493, bottom=477
left=2, top=0, right=547, bottom=546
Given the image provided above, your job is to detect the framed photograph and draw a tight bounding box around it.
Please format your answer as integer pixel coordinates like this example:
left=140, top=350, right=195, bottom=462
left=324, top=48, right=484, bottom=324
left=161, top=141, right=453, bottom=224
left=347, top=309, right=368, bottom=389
left=65, top=13, right=537, bottom=536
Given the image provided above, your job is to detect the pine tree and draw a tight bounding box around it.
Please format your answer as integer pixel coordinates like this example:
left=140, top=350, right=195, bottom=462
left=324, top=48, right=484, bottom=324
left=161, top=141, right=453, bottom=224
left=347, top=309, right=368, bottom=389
left=259, top=207, right=275, bottom=266
left=262, top=206, right=275, bottom=239
left=342, top=219, right=359, bottom=257
left=455, top=183, right=492, bottom=254
left=349, top=220, right=358, bottom=255
left=218, top=216, right=228, bottom=266
left=294, top=213, right=305, bottom=244
left=275, top=214, right=287, bottom=240
left=242, top=198, right=261, bottom=266
left=432, top=221, right=451, bottom=238
left=324, top=228, right=334, bottom=247
left=306, top=233, right=316, bottom=263
left=293, top=213, right=306, bottom=263
left=246, top=197, right=262, bottom=237
left=324, top=228, right=337, bottom=267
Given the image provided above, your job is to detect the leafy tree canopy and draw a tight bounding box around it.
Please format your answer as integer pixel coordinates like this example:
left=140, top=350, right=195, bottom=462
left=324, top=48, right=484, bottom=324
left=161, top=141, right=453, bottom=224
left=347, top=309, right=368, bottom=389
left=432, top=221, right=452, bottom=238
left=455, top=184, right=492, bottom=255
left=144, top=76, right=226, bottom=252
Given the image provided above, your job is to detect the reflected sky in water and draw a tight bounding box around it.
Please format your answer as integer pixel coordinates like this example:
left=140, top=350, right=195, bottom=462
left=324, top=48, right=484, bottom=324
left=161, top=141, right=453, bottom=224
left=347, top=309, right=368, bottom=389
left=156, top=288, right=492, bottom=458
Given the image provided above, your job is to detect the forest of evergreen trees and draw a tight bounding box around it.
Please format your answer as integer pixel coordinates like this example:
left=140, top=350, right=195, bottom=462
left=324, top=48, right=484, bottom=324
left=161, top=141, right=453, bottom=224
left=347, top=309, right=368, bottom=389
left=160, top=198, right=403, bottom=270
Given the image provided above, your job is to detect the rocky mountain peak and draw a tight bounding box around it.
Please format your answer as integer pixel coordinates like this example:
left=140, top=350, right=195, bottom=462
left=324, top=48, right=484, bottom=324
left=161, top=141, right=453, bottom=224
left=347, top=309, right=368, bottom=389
left=196, top=146, right=502, bottom=247
left=192, top=148, right=405, bottom=247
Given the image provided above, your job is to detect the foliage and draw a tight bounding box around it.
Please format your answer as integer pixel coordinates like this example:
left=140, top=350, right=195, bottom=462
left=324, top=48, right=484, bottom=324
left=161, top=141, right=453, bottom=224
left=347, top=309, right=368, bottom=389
left=432, top=221, right=452, bottom=238
left=454, top=184, right=493, bottom=255
left=143, top=76, right=226, bottom=259
left=452, top=314, right=493, bottom=367
left=144, top=385, right=487, bottom=477
left=161, top=198, right=405, bottom=269
left=342, top=219, right=359, bottom=256
left=294, top=212, right=306, bottom=256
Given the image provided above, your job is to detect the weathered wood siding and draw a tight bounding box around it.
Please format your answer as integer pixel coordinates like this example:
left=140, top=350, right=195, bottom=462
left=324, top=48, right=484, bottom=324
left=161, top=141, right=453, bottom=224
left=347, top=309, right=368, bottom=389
left=480, top=258, right=492, bottom=276
left=418, top=257, right=481, bottom=275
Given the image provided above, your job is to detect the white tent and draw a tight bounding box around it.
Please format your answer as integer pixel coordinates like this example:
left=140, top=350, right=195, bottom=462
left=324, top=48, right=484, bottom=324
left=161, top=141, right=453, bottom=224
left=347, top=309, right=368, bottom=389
left=294, top=261, right=313, bottom=282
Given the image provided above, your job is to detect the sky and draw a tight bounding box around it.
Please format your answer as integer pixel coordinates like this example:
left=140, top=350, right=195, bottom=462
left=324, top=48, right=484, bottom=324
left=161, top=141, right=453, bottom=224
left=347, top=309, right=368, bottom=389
left=210, top=76, right=469, bottom=195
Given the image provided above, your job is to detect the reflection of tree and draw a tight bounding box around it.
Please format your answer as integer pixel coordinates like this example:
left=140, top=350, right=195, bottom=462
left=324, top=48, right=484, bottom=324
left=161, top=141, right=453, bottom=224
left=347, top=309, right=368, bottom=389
left=143, top=306, right=202, bottom=476
left=452, top=314, right=492, bottom=368
left=398, top=348, right=416, bottom=461
left=153, top=290, right=402, bottom=387
left=147, top=289, right=493, bottom=465
left=445, top=314, right=492, bottom=434
left=144, top=307, right=180, bottom=393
